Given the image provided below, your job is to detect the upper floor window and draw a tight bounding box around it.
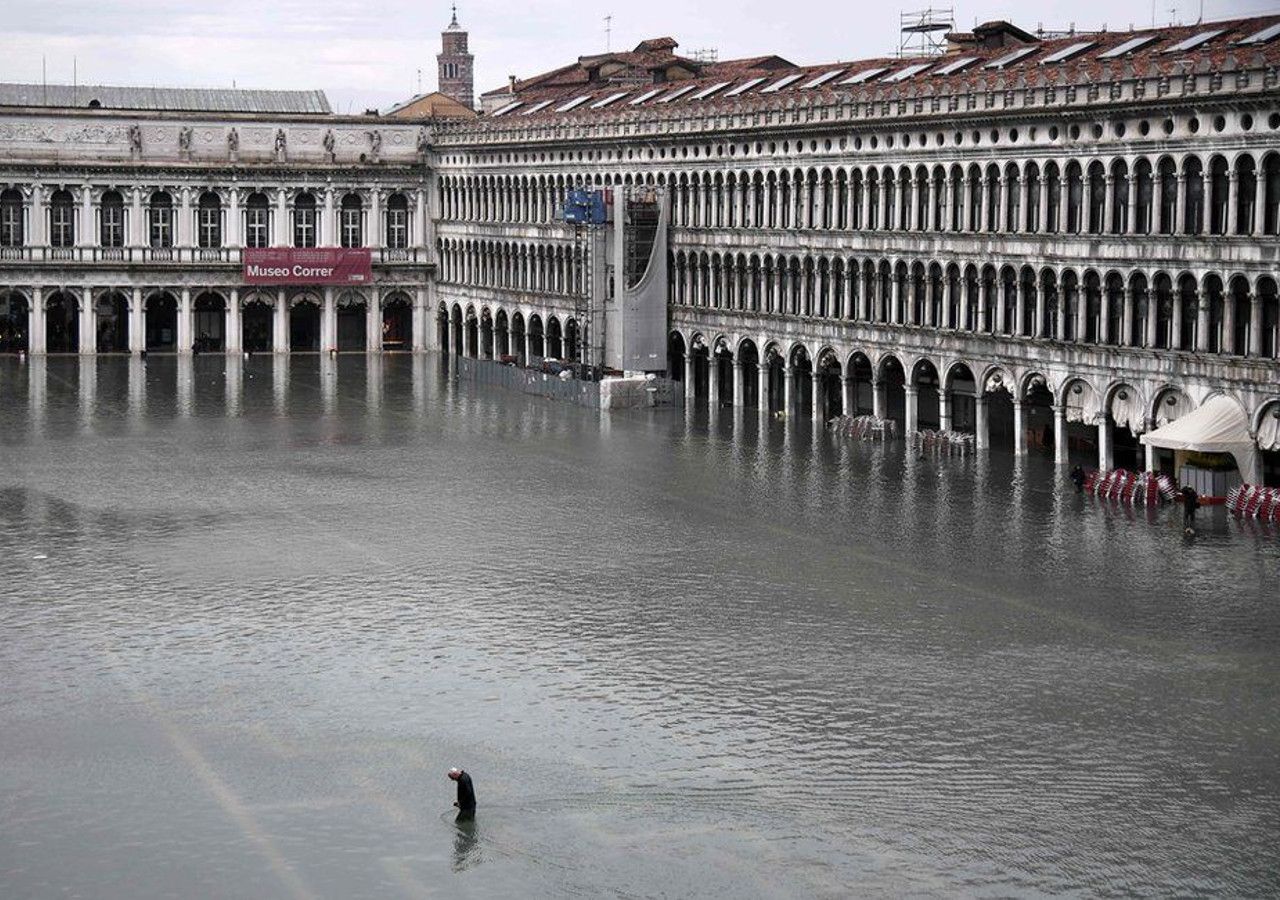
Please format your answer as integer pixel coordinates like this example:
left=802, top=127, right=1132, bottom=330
left=149, top=191, right=173, bottom=248
left=245, top=192, right=270, bottom=248
left=340, top=193, right=363, bottom=248
left=0, top=189, right=22, bottom=247
left=386, top=193, right=409, bottom=249
left=293, top=192, right=316, bottom=248
left=49, top=189, right=75, bottom=248
left=198, top=192, right=222, bottom=248
left=100, top=190, right=125, bottom=248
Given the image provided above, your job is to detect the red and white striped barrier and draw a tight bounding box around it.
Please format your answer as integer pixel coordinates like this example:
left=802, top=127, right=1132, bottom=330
left=1083, top=469, right=1178, bottom=506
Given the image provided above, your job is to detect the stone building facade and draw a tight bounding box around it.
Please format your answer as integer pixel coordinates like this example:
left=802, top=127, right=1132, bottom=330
left=0, top=86, right=434, bottom=356
left=431, top=17, right=1280, bottom=474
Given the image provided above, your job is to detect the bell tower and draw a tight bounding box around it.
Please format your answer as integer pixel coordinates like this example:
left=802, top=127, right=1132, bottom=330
left=437, top=5, right=474, bottom=110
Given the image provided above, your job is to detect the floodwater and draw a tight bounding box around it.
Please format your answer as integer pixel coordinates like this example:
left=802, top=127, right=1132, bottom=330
left=1, top=354, right=1277, bottom=899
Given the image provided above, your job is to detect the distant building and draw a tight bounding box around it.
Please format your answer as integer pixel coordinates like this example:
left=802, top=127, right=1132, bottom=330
left=437, top=7, right=475, bottom=110
left=384, top=91, right=476, bottom=120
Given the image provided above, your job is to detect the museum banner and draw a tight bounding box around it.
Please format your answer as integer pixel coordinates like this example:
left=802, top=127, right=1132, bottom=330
left=243, top=248, right=373, bottom=285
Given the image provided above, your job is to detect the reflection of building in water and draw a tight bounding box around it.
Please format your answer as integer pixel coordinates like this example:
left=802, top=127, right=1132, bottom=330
left=2, top=13, right=1280, bottom=481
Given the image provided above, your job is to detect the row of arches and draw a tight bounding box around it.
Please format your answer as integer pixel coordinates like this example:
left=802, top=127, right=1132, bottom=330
left=433, top=301, right=580, bottom=364
left=669, top=253, right=1280, bottom=358
left=0, top=289, right=415, bottom=354
left=437, top=238, right=588, bottom=297
left=436, top=151, right=1280, bottom=238
left=667, top=329, right=1280, bottom=477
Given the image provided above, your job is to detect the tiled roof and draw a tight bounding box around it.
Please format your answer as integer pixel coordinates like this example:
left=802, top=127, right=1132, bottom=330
left=476, top=14, right=1280, bottom=124
left=0, top=83, right=331, bottom=114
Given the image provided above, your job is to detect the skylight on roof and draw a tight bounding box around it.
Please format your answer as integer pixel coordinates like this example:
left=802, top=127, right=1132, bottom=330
left=690, top=81, right=732, bottom=100
left=984, top=46, right=1037, bottom=69
left=1163, top=29, right=1224, bottom=53
left=760, top=73, right=805, bottom=93
left=1096, top=34, right=1159, bottom=58
left=589, top=91, right=628, bottom=109
left=883, top=63, right=931, bottom=82
left=556, top=95, right=592, bottom=112
left=1040, top=41, right=1095, bottom=64
left=933, top=56, right=978, bottom=76
left=1238, top=22, right=1280, bottom=45
left=837, top=67, right=887, bottom=85
left=628, top=88, right=663, bottom=106
left=520, top=99, right=553, bottom=116
left=724, top=77, right=767, bottom=97
left=657, top=84, right=698, bottom=103
left=801, top=70, right=845, bottom=89
left=491, top=101, right=522, bottom=117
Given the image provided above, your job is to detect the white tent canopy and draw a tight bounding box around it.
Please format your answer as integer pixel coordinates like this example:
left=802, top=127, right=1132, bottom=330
left=1140, top=395, right=1261, bottom=484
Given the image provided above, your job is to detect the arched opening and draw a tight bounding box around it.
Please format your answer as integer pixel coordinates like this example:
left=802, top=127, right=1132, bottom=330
left=511, top=312, right=526, bottom=365
left=193, top=292, right=225, bottom=352
left=382, top=295, right=412, bottom=351
left=983, top=369, right=1015, bottom=452
left=911, top=359, right=940, bottom=430
left=564, top=318, right=580, bottom=364
left=528, top=314, right=544, bottom=359
left=465, top=307, right=480, bottom=358
left=1062, top=378, right=1100, bottom=465
left=1106, top=384, right=1145, bottom=471
left=738, top=339, right=760, bottom=409
left=145, top=292, right=178, bottom=351
left=815, top=350, right=843, bottom=421
left=450, top=305, right=464, bottom=356
left=1022, top=374, right=1056, bottom=456
left=45, top=291, right=79, bottom=353
left=712, top=339, right=734, bottom=407
left=494, top=309, right=510, bottom=359
left=944, top=363, right=976, bottom=433
left=789, top=346, right=812, bottom=418
left=0, top=292, right=30, bottom=353
left=879, top=355, right=905, bottom=427
left=242, top=299, right=273, bottom=352
left=1149, top=387, right=1193, bottom=476
left=336, top=293, right=366, bottom=351
left=762, top=344, right=785, bottom=414
left=545, top=316, right=562, bottom=359
left=847, top=353, right=874, bottom=416
left=289, top=298, right=321, bottom=352
left=1257, top=401, right=1280, bottom=487
left=668, top=331, right=686, bottom=384
left=436, top=303, right=450, bottom=353
left=479, top=308, right=494, bottom=359
left=94, top=291, right=129, bottom=353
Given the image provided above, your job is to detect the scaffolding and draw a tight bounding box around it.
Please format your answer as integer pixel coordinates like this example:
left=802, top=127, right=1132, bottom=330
left=899, top=8, right=953, bottom=58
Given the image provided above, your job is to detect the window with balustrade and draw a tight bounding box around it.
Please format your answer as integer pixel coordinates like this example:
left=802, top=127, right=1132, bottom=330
left=149, top=191, right=173, bottom=248
left=340, top=193, right=363, bottom=248
left=99, top=191, right=125, bottom=248
left=386, top=193, right=409, bottom=249
left=198, top=192, right=222, bottom=248
left=50, top=189, right=75, bottom=247
left=0, top=189, right=23, bottom=246
left=293, top=193, right=316, bottom=248
left=245, top=192, right=270, bottom=248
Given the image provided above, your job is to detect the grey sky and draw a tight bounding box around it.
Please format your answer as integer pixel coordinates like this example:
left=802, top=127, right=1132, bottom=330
left=3, top=0, right=1273, bottom=113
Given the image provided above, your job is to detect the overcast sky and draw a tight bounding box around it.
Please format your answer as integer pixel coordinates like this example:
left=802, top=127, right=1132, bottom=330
left=3, top=0, right=1273, bottom=113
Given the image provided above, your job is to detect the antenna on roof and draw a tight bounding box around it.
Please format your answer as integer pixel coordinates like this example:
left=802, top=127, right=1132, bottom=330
left=690, top=48, right=719, bottom=63
left=604, top=15, right=612, bottom=52
left=899, top=7, right=953, bottom=58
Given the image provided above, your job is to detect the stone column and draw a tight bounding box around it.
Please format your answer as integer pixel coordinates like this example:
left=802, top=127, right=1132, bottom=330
left=228, top=188, right=240, bottom=249
left=178, top=287, right=192, bottom=353
left=1175, top=174, right=1187, bottom=235
left=1195, top=290, right=1209, bottom=352
left=842, top=376, right=853, bottom=418
left=1145, top=290, right=1157, bottom=348
left=1144, top=435, right=1156, bottom=472
left=1100, top=289, right=1111, bottom=345
left=1097, top=419, right=1112, bottom=471
left=978, top=280, right=989, bottom=333
left=684, top=353, right=695, bottom=404
left=1127, top=173, right=1139, bottom=234
left=321, top=188, right=334, bottom=246
left=783, top=366, right=794, bottom=417
left=177, top=187, right=193, bottom=249
left=1017, top=280, right=1029, bottom=337
left=732, top=360, right=744, bottom=408
left=1171, top=294, right=1183, bottom=350
left=30, top=287, right=45, bottom=354
left=904, top=385, right=918, bottom=434
left=1074, top=284, right=1087, bottom=342
left=412, top=287, right=427, bottom=352
left=891, top=274, right=902, bottom=324
left=274, top=290, right=289, bottom=353
left=129, top=288, right=144, bottom=353
left=1222, top=289, right=1236, bottom=355
left=367, top=289, right=381, bottom=352
left=975, top=395, right=989, bottom=450
left=1053, top=404, right=1067, bottom=465
left=812, top=371, right=823, bottom=423
left=1037, top=170, right=1050, bottom=233
left=29, top=184, right=45, bottom=249
left=939, top=391, right=952, bottom=432
left=1057, top=178, right=1069, bottom=233
left=709, top=354, right=721, bottom=407
left=962, top=175, right=973, bottom=230
left=276, top=190, right=289, bottom=246
left=226, top=289, right=241, bottom=354
left=1121, top=287, right=1134, bottom=346
left=1103, top=175, right=1115, bottom=233
left=130, top=187, right=145, bottom=248
left=758, top=362, right=770, bottom=414
left=1249, top=293, right=1262, bottom=356
left=871, top=377, right=885, bottom=420
left=80, top=287, right=95, bottom=354
left=1254, top=171, right=1267, bottom=236
left=369, top=190, right=382, bottom=248
left=1012, top=399, right=1026, bottom=455
left=321, top=289, right=336, bottom=352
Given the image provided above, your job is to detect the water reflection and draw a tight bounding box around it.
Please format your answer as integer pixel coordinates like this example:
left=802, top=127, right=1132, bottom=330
left=0, top=354, right=1277, bottom=899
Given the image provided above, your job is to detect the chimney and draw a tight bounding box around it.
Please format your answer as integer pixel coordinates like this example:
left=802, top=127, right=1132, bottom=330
left=509, top=75, right=517, bottom=93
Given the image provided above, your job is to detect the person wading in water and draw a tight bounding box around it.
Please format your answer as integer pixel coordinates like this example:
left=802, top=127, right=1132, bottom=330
left=448, top=767, right=476, bottom=818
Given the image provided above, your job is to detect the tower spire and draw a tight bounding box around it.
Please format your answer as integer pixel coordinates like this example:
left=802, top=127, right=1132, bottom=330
left=450, top=4, right=458, bottom=27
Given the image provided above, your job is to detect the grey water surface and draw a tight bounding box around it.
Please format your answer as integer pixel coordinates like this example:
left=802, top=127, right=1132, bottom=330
left=1, top=354, right=1277, bottom=899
